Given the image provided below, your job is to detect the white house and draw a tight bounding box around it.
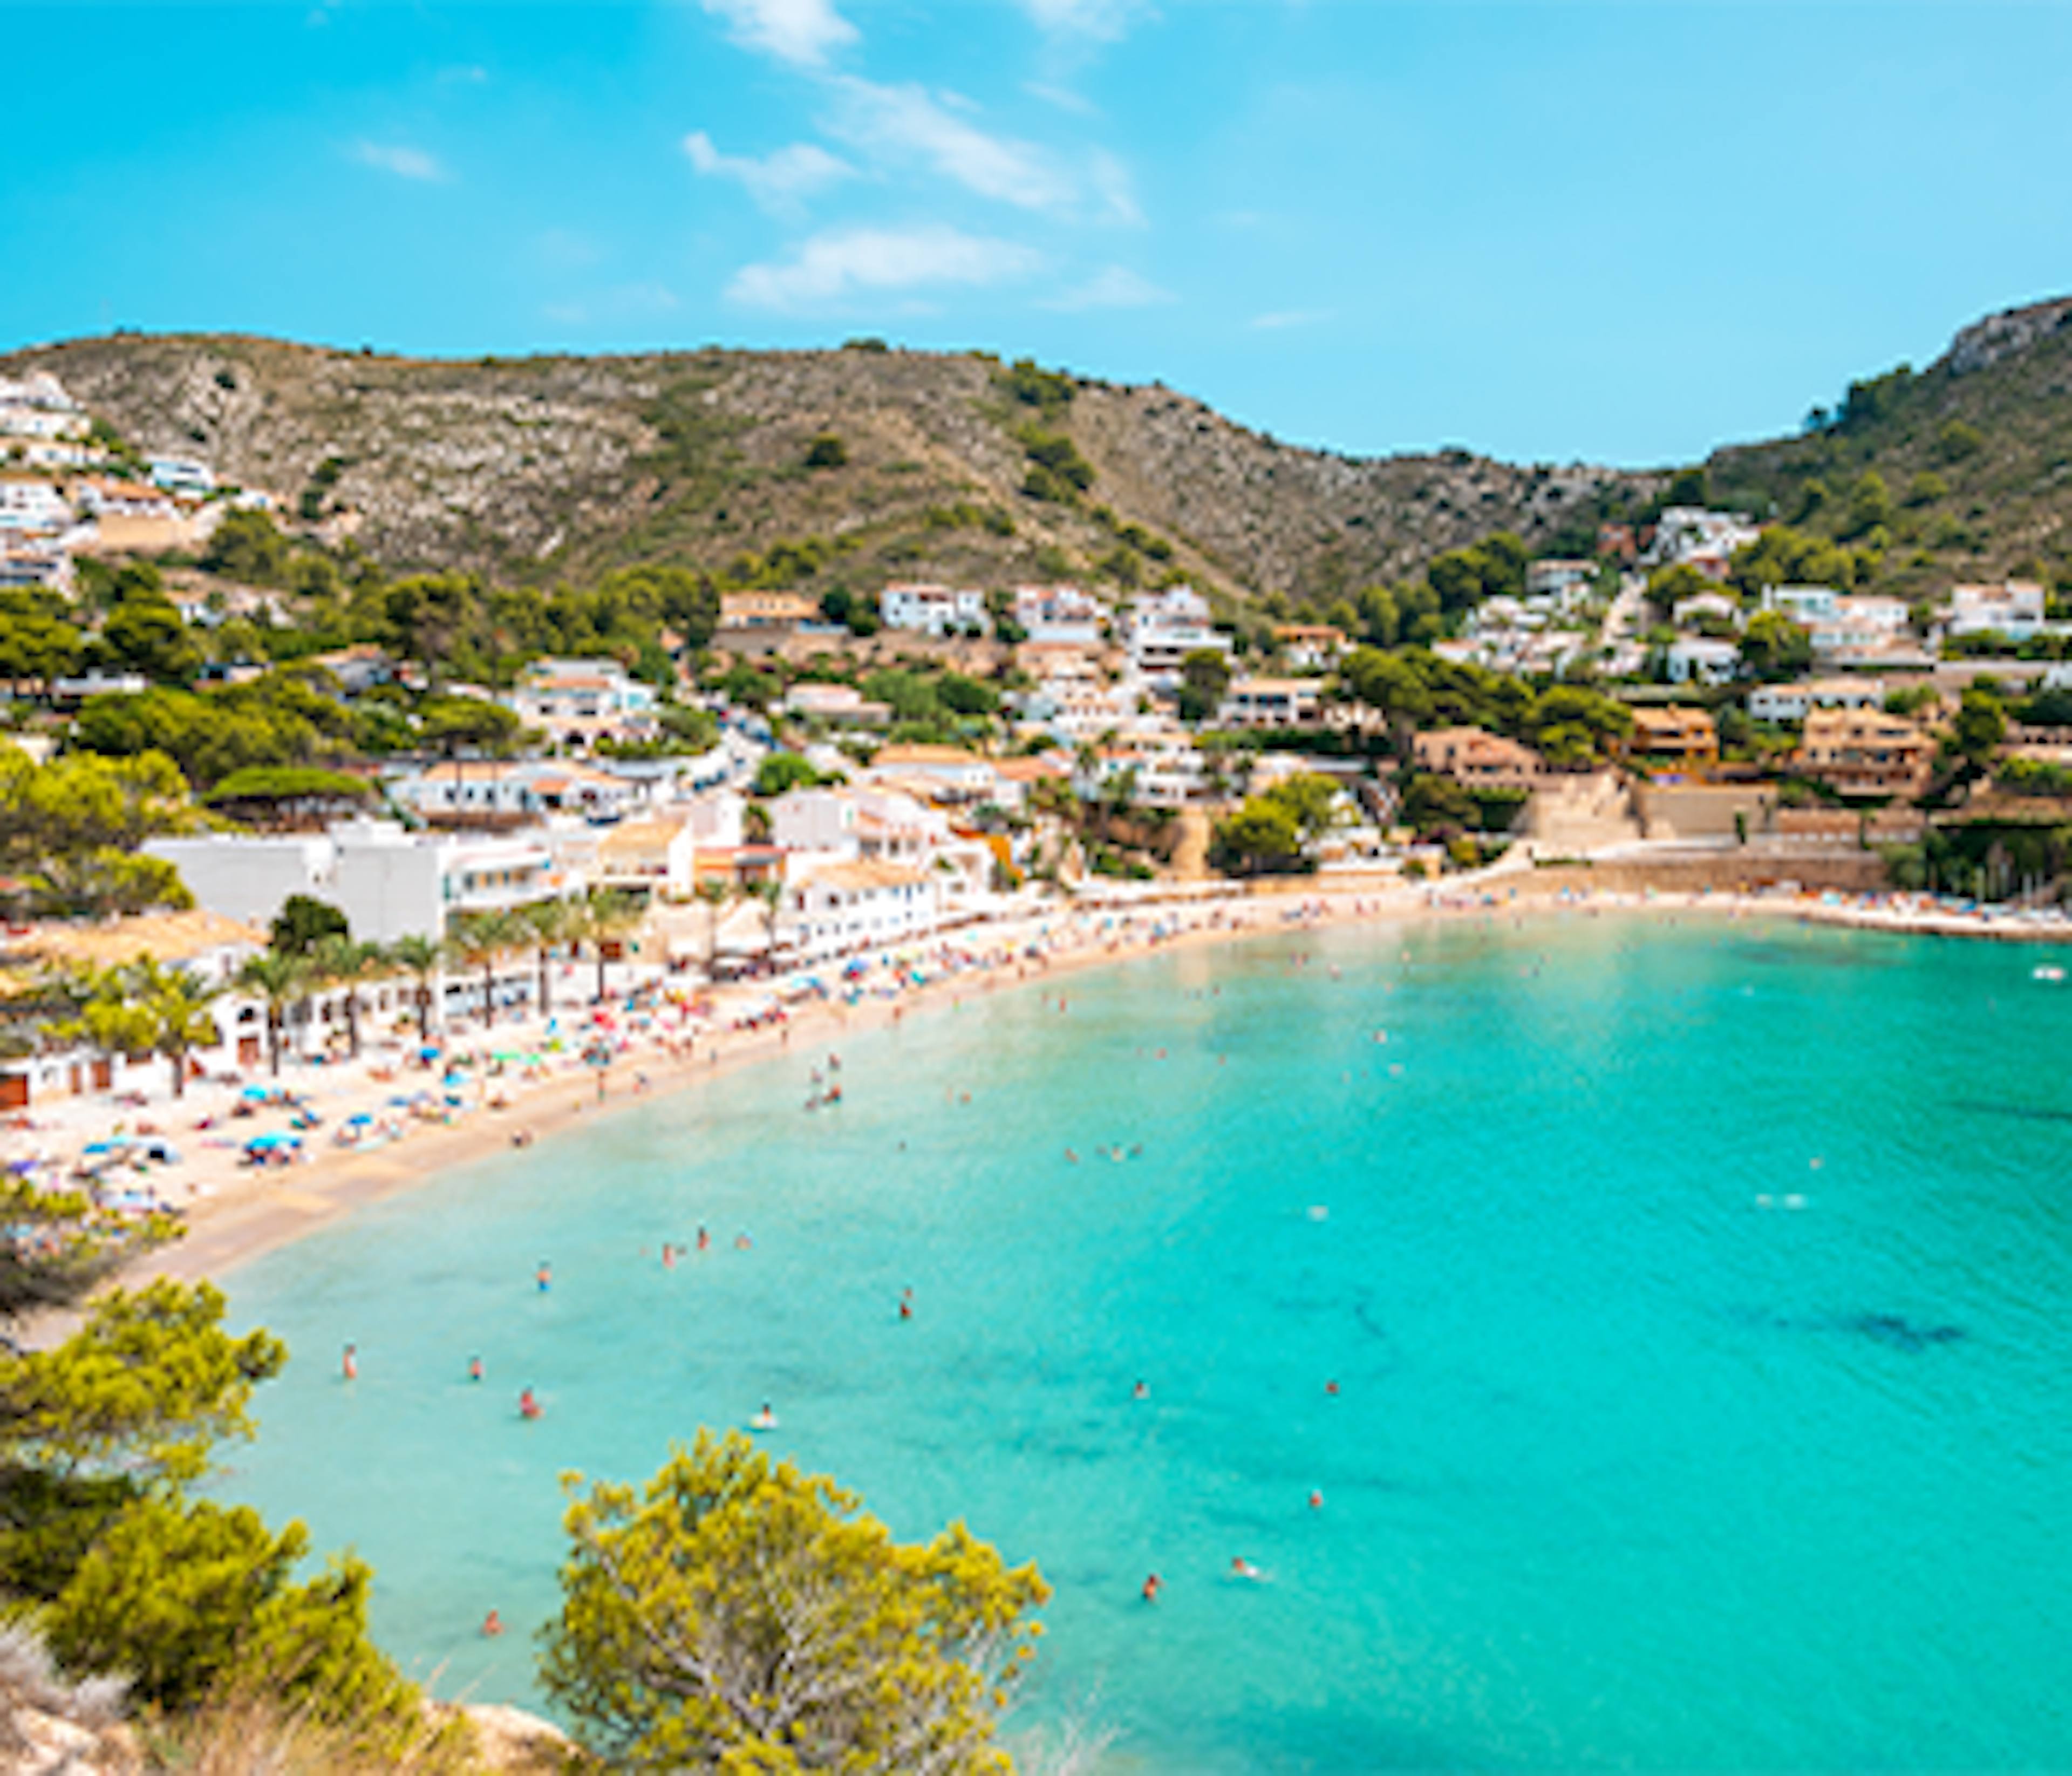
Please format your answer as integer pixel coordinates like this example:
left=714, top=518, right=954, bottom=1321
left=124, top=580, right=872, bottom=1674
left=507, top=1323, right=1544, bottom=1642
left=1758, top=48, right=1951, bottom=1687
left=1672, top=591, right=1742, bottom=629
left=388, top=759, right=640, bottom=825
left=881, top=582, right=988, bottom=637
left=147, top=456, right=216, bottom=498
left=1012, top=583, right=1105, bottom=644
left=786, top=861, right=943, bottom=962
left=1652, top=507, right=1761, bottom=569
left=1949, top=581, right=2050, bottom=641
left=145, top=822, right=568, bottom=944
left=0, top=545, right=72, bottom=593
left=1748, top=678, right=1889, bottom=723
left=1664, top=636, right=1741, bottom=685
left=0, top=478, right=72, bottom=535
left=1762, top=585, right=1841, bottom=622
left=508, top=657, right=658, bottom=750
left=1525, top=560, right=1597, bottom=604
left=1218, top=676, right=1325, bottom=728
left=1121, top=585, right=1229, bottom=688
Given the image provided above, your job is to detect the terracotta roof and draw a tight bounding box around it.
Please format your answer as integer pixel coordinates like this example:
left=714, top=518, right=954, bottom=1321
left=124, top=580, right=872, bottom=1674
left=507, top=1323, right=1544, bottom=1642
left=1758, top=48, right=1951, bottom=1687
left=12, top=909, right=265, bottom=970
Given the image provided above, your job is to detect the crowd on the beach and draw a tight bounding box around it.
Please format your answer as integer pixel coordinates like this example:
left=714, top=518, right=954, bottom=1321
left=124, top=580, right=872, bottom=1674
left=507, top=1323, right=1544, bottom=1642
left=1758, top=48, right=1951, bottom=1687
left=8, top=876, right=2068, bottom=1265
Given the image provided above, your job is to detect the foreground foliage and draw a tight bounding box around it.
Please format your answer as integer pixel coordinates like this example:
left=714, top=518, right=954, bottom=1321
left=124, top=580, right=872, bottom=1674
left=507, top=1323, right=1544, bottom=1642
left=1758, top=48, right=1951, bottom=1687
left=543, top=1430, right=1048, bottom=1773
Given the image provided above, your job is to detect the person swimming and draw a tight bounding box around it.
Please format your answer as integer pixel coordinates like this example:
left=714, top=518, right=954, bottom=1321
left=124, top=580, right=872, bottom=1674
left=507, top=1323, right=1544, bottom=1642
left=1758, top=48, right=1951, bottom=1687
left=1132, top=1380, right=1149, bottom=1400
left=1231, top=1557, right=1263, bottom=1581
left=1141, top=1573, right=1162, bottom=1603
left=697, top=1226, right=711, bottom=1252
left=468, top=1355, right=484, bottom=1383
left=535, top=1262, right=552, bottom=1292
left=482, top=1610, right=505, bottom=1637
left=519, top=1388, right=542, bottom=1420
left=751, top=1402, right=778, bottom=1431
left=342, top=1343, right=357, bottom=1381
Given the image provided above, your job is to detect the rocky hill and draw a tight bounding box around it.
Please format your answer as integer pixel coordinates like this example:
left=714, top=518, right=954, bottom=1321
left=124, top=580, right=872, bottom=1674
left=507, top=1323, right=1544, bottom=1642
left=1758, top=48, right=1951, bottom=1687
left=0, top=333, right=1654, bottom=607
left=1703, top=296, right=2072, bottom=600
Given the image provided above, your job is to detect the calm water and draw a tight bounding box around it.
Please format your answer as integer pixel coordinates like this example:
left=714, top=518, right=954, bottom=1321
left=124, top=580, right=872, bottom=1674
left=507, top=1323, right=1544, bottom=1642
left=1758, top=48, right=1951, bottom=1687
left=219, top=915, right=2072, bottom=1773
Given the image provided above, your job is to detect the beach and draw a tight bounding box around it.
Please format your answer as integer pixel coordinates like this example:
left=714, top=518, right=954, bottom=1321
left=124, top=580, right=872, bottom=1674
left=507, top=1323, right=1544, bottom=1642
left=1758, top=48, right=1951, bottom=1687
left=10, top=870, right=2070, bottom=1289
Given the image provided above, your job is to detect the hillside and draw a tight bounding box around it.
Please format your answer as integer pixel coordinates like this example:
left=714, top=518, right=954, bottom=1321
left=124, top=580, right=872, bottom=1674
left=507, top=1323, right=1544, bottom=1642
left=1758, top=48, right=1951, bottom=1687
left=1704, top=296, right=2072, bottom=600
left=0, top=333, right=1653, bottom=608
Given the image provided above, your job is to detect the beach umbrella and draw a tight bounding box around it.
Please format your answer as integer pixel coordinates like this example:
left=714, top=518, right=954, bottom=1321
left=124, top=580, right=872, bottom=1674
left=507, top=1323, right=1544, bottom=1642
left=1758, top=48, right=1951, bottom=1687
left=81, top=1140, right=130, bottom=1156
left=346, top=1112, right=374, bottom=1127
left=240, top=1085, right=270, bottom=1102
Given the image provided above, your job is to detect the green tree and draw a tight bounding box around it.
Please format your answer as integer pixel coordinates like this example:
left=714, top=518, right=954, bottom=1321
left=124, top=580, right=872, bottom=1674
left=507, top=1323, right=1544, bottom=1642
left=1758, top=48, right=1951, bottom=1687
left=1211, top=798, right=1303, bottom=875
left=520, top=898, right=578, bottom=1021
left=1263, top=771, right=1342, bottom=843
left=1953, top=684, right=2008, bottom=772
left=1740, top=609, right=1815, bottom=681
left=803, top=432, right=849, bottom=469
left=754, top=752, right=829, bottom=798
left=419, top=693, right=524, bottom=757
left=577, top=891, right=645, bottom=1003
left=0, top=588, right=85, bottom=693
left=133, top=958, right=223, bottom=1100
left=199, top=509, right=294, bottom=584
left=309, top=936, right=384, bottom=1062
left=445, top=910, right=524, bottom=1032
left=270, top=894, right=349, bottom=958
left=386, top=934, right=445, bottom=1042
left=381, top=574, right=479, bottom=690
left=234, top=952, right=309, bottom=1077
left=541, top=1429, right=1048, bottom=1773
left=99, top=593, right=204, bottom=687
left=1177, top=648, right=1233, bottom=724
left=695, top=879, right=734, bottom=978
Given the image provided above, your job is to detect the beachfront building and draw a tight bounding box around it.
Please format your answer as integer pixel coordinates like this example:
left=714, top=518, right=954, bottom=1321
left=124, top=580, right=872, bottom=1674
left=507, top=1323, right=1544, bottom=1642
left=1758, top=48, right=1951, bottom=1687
left=1413, top=726, right=1552, bottom=789
left=507, top=657, right=659, bottom=751
left=1120, top=586, right=1229, bottom=689
left=1627, top=706, right=1719, bottom=765
left=785, top=860, right=942, bottom=963
left=1218, top=677, right=1325, bottom=729
left=146, top=822, right=570, bottom=945
left=881, top=582, right=989, bottom=637
left=1013, top=583, right=1105, bottom=644
left=1794, top=707, right=1937, bottom=798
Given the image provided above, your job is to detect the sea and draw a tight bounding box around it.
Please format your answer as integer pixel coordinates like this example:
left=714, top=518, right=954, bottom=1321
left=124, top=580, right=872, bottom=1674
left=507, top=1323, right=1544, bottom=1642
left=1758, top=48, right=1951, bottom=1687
left=216, top=912, right=2072, bottom=1773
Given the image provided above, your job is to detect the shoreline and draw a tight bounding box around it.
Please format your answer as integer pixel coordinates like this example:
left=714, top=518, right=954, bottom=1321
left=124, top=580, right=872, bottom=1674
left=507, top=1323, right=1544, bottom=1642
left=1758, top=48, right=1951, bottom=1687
left=15, top=876, right=2070, bottom=1292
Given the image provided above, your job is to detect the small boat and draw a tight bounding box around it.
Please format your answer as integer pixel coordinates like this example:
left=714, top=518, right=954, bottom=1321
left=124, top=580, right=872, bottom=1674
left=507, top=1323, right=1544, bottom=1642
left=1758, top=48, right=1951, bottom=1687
left=2033, top=965, right=2064, bottom=982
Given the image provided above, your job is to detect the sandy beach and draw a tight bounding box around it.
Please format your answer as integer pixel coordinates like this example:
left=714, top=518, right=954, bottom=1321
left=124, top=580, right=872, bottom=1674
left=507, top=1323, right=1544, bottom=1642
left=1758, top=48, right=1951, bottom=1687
left=10, top=871, right=2070, bottom=1291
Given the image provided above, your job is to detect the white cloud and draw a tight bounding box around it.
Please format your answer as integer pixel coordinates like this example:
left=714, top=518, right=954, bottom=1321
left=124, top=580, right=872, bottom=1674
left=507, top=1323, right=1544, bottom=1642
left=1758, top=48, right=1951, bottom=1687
left=1045, top=266, right=1171, bottom=311
left=684, top=130, right=854, bottom=213
left=1089, top=149, right=1141, bottom=225
left=544, top=282, right=681, bottom=326
left=727, top=224, right=1040, bottom=309
left=701, top=0, right=856, bottom=68
left=831, top=78, right=1073, bottom=211
left=351, top=141, right=447, bottom=182
left=1021, top=0, right=1142, bottom=40
left=1025, top=81, right=1097, bottom=116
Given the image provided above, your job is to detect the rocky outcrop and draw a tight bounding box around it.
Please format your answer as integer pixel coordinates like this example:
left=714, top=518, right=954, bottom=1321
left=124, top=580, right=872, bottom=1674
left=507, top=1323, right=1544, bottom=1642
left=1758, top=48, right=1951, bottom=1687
left=0, top=1628, right=135, bottom=1776
left=1942, top=297, right=2072, bottom=377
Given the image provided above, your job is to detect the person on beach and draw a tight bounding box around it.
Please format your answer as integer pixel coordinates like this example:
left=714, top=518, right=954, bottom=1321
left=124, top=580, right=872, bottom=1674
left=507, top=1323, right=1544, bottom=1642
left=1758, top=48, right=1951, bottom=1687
left=342, top=1343, right=357, bottom=1381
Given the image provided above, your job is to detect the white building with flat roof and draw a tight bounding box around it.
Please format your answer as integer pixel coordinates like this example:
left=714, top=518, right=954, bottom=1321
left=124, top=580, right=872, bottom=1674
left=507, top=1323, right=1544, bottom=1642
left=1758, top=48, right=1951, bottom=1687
left=881, top=582, right=989, bottom=637
left=1121, top=585, right=1229, bottom=688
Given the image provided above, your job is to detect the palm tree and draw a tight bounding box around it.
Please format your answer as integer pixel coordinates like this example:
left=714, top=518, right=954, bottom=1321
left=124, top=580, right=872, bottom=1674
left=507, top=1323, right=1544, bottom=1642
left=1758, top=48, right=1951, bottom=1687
left=235, top=951, right=310, bottom=1078
left=694, top=878, right=734, bottom=979
left=446, top=911, right=526, bottom=1032
left=747, top=877, right=786, bottom=970
left=387, top=934, right=445, bottom=1044
left=310, top=936, right=383, bottom=1061
left=132, top=957, right=222, bottom=1099
left=580, top=890, right=646, bottom=1004
left=520, top=897, right=577, bottom=1021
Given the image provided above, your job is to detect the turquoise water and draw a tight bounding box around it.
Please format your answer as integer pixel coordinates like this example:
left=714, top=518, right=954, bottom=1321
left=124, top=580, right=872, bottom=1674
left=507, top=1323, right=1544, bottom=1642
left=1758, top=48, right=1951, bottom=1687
left=218, top=915, right=2072, bottom=1772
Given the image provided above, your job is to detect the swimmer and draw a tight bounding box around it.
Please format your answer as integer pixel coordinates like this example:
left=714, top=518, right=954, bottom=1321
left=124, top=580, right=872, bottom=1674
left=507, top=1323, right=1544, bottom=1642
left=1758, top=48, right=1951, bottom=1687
left=899, top=1297, right=913, bottom=1322
left=1325, top=1380, right=1340, bottom=1396
left=519, top=1388, right=542, bottom=1420
left=468, top=1355, right=484, bottom=1383
left=663, top=1243, right=676, bottom=1268
left=735, top=1234, right=752, bottom=1250
left=1308, top=1489, right=1324, bottom=1510
left=1065, top=1147, right=1079, bottom=1163
left=751, top=1402, right=778, bottom=1431
left=697, top=1226, right=711, bottom=1252
left=482, top=1610, right=505, bottom=1637
left=1141, top=1573, right=1162, bottom=1603
left=1132, top=1380, right=1149, bottom=1400
left=1231, top=1557, right=1263, bottom=1581
left=536, top=1262, right=552, bottom=1292
left=342, top=1343, right=357, bottom=1382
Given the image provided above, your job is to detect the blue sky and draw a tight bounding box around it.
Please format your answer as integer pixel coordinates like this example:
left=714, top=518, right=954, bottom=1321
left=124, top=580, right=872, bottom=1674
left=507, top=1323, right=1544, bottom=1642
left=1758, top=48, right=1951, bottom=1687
left=6, top=2, right=2071, bottom=468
